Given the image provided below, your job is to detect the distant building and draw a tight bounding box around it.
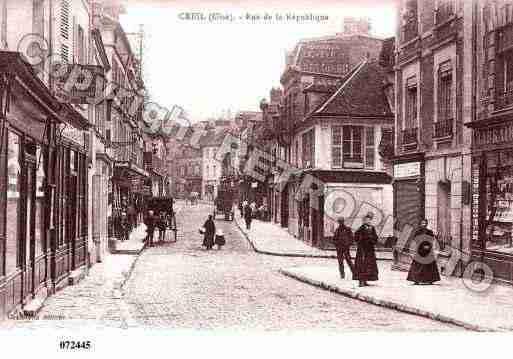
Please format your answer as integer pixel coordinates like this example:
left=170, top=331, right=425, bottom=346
left=268, top=21, right=388, bottom=247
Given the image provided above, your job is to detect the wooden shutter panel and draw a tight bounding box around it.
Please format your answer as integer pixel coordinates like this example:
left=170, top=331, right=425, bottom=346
left=72, top=15, right=76, bottom=63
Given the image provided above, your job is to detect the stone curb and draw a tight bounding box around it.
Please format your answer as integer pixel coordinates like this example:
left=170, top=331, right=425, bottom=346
left=234, top=216, right=392, bottom=260
left=279, top=268, right=496, bottom=332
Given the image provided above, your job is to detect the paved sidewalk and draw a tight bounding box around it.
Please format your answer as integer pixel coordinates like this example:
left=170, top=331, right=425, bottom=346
left=113, top=223, right=147, bottom=254
left=280, top=262, right=513, bottom=331
left=0, top=226, right=148, bottom=330
left=234, top=214, right=392, bottom=259
left=0, top=253, right=140, bottom=330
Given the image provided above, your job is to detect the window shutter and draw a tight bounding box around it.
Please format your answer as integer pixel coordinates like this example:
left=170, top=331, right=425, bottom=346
left=60, top=0, right=70, bottom=63
left=72, top=16, right=76, bottom=63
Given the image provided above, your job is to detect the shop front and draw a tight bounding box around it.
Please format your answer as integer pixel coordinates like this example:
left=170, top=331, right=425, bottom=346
left=111, top=165, right=149, bottom=240
left=391, top=153, right=425, bottom=271
left=468, top=117, right=513, bottom=285
left=0, top=52, right=67, bottom=319
left=282, top=170, right=393, bottom=249
left=54, top=123, right=90, bottom=287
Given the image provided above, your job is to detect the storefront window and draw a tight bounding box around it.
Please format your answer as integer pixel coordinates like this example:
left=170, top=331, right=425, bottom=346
left=484, top=150, right=513, bottom=253
left=6, top=131, right=21, bottom=274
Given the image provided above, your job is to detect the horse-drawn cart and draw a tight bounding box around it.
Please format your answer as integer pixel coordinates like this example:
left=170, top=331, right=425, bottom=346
left=213, top=189, right=235, bottom=221
left=146, top=196, right=177, bottom=241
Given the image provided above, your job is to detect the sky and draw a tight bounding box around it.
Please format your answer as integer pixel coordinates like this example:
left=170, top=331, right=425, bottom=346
left=119, top=0, right=397, bottom=123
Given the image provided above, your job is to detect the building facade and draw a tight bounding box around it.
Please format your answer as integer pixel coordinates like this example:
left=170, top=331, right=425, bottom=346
left=270, top=20, right=389, bottom=248
left=0, top=0, right=95, bottom=318
left=393, top=0, right=473, bottom=275
left=468, top=1, right=513, bottom=285
left=94, top=6, right=149, bottom=241
left=279, top=60, right=395, bottom=248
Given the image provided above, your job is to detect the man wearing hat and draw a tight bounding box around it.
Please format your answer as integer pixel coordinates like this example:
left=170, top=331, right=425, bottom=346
left=333, top=217, right=355, bottom=279
left=353, top=212, right=379, bottom=287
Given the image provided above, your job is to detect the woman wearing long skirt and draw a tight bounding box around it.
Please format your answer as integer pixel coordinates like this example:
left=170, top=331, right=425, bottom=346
left=353, top=212, right=379, bottom=287
left=203, top=215, right=216, bottom=250
left=407, top=219, right=441, bottom=285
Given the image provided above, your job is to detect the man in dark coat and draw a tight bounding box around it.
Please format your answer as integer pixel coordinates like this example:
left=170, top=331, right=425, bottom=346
left=144, top=210, right=157, bottom=247
left=407, top=219, right=441, bottom=285
left=203, top=214, right=216, bottom=250
left=353, top=212, right=379, bottom=287
left=126, top=203, right=136, bottom=231
left=244, top=203, right=253, bottom=230
left=333, top=217, right=355, bottom=279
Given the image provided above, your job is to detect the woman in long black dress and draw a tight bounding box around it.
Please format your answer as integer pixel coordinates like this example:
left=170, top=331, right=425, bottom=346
left=203, top=215, right=216, bottom=250
left=407, top=219, right=441, bottom=285
left=353, top=212, right=379, bottom=287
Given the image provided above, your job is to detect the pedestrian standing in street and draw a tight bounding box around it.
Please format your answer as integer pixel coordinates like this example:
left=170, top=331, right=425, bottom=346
left=353, top=212, right=379, bottom=287
left=145, top=210, right=157, bottom=247
left=215, top=229, right=226, bottom=250
left=250, top=201, right=257, bottom=218
left=127, top=203, right=136, bottom=232
left=203, top=214, right=216, bottom=250
left=241, top=199, right=248, bottom=218
left=244, top=202, right=253, bottom=230
left=333, top=217, right=355, bottom=279
left=157, top=211, right=167, bottom=243
left=407, top=219, right=441, bottom=285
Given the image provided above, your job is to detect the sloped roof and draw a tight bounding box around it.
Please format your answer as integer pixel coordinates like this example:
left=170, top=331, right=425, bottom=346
left=314, top=59, right=392, bottom=118
left=379, top=37, right=395, bottom=69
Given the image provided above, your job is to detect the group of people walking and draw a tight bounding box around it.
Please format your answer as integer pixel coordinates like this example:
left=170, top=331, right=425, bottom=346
left=239, top=199, right=269, bottom=227
left=333, top=213, right=440, bottom=287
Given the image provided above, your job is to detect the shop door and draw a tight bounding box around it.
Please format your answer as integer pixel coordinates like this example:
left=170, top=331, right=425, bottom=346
left=66, top=175, right=77, bottom=270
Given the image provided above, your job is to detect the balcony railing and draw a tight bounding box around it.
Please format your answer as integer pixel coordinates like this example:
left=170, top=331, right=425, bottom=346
left=433, top=118, right=454, bottom=139
left=402, top=127, right=418, bottom=146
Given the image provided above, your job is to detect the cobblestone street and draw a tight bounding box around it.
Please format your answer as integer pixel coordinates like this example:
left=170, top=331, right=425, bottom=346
left=2, top=204, right=459, bottom=331
left=1, top=202, right=462, bottom=331
left=121, top=202, right=460, bottom=331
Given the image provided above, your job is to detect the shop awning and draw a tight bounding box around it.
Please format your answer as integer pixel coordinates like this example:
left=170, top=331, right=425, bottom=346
left=114, top=162, right=150, bottom=180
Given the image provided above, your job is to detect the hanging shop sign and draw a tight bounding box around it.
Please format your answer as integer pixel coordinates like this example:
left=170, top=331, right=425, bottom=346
left=471, top=161, right=480, bottom=244
left=394, top=161, right=421, bottom=178
left=54, top=64, right=105, bottom=104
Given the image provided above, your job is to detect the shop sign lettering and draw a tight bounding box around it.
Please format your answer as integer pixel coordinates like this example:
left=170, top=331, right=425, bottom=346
left=393, top=162, right=421, bottom=178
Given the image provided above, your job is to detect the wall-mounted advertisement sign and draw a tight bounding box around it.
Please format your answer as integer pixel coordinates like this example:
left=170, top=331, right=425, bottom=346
left=394, top=162, right=421, bottom=178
